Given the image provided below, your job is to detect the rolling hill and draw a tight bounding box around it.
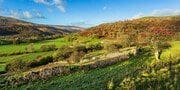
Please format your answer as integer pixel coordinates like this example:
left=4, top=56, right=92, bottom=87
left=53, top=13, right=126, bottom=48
left=79, top=16, right=180, bottom=41
left=0, top=16, right=83, bottom=39
left=0, top=15, right=179, bottom=89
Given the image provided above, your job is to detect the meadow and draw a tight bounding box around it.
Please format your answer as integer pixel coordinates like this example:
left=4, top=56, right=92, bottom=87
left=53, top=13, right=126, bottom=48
left=0, top=36, right=101, bottom=73
left=11, top=41, right=180, bottom=90
left=3, top=40, right=180, bottom=89
left=0, top=38, right=70, bottom=73
left=13, top=53, right=151, bottom=89
left=0, top=38, right=71, bottom=53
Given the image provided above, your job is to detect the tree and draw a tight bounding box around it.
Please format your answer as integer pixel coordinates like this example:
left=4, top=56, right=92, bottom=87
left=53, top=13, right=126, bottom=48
left=25, top=43, right=35, bottom=53
left=147, top=29, right=174, bottom=60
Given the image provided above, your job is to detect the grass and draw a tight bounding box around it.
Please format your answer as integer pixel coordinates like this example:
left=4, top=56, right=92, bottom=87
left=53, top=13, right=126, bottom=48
left=1, top=37, right=179, bottom=89
left=0, top=37, right=101, bottom=73
left=7, top=41, right=179, bottom=89
left=8, top=53, right=152, bottom=90
left=0, top=38, right=71, bottom=54
left=0, top=64, right=6, bottom=73
left=0, top=37, right=71, bottom=73
left=0, top=51, right=54, bottom=64
left=72, top=36, right=101, bottom=45
left=82, top=50, right=106, bottom=60
left=0, top=51, right=54, bottom=73
left=161, top=41, right=180, bottom=61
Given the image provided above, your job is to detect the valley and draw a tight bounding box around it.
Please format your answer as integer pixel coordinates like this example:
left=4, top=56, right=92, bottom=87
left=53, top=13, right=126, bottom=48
left=0, top=15, right=179, bottom=89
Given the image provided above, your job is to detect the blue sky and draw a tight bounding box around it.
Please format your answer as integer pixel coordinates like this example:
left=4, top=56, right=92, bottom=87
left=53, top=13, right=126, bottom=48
left=0, top=0, right=180, bottom=27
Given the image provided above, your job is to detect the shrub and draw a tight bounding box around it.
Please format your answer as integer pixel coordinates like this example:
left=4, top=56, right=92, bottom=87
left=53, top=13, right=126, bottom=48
left=65, top=35, right=78, bottom=42
left=8, top=51, right=24, bottom=56
left=25, top=43, right=35, bottom=53
left=159, top=42, right=171, bottom=50
left=68, top=51, right=86, bottom=63
left=0, top=40, right=12, bottom=45
left=28, top=56, right=53, bottom=68
left=104, top=43, right=122, bottom=51
left=0, top=53, right=7, bottom=57
left=86, top=42, right=103, bottom=52
left=138, top=46, right=151, bottom=53
left=40, top=44, right=57, bottom=52
left=13, top=38, right=21, bottom=44
left=6, top=59, right=27, bottom=72
left=53, top=45, right=73, bottom=61
left=74, top=45, right=87, bottom=52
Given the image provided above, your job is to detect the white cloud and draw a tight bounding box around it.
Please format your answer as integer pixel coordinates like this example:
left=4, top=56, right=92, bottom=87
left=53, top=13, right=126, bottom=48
left=103, top=6, right=107, bottom=10
left=70, top=21, right=93, bottom=27
left=34, top=0, right=66, bottom=13
left=34, top=0, right=51, bottom=5
left=23, top=11, right=32, bottom=19
left=131, top=12, right=144, bottom=19
left=54, top=0, right=66, bottom=12
left=151, top=9, right=180, bottom=16
left=53, top=0, right=62, bottom=4
left=9, top=10, right=20, bottom=19
left=9, top=10, right=46, bottom=19
left=132, top=9, right=180, bottom=19
left=56, top=5, right=65, bottom=13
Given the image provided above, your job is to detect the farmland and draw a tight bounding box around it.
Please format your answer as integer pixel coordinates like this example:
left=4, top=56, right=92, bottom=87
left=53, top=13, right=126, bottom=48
left=0, top=38, right=70, bottom=53
left=0, top=38, right=71, bottom=73
left=0, top=36, right=102, bottom=73
left=0, top=15, right=180, bottom=89
left=6, top=41, right=180, bottom=89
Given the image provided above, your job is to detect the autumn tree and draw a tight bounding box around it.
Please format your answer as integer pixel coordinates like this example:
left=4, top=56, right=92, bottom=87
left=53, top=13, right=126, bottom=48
left=147, top=29, right=174, bottom=60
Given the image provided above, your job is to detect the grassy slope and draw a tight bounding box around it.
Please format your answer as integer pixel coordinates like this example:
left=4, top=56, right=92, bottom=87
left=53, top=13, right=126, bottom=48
left=0, top=51, right=54, bottom=72
left=10, top=41, right=179, bottom=90
left=10, top=52, right=151, bottom=90
left=0, top=36, right=101, bottom=73
left=0, top=38, right=70, bottom=53
left=0, top=38, right=71, bottom=73
left=161, top=41, right=180, bottom=60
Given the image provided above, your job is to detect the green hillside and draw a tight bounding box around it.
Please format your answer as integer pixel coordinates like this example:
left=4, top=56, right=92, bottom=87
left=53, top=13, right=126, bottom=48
left=5, top=41, right=180, bottom=90
left=0, top=16, right=179, bottom=89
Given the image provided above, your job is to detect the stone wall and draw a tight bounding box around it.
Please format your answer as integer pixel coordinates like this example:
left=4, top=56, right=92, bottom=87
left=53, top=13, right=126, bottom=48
left=1, top=48, right=137, bottom=88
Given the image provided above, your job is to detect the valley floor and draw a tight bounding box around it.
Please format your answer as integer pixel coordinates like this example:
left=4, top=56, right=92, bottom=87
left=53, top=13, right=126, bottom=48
left=4, top=41, right=180, bottom=90
left=0, top=36, right=180, bottom=90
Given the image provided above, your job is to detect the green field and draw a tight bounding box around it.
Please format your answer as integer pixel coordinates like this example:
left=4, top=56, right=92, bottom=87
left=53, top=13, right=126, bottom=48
left=7, top=42, right=179, bottom=89
left=0, top=37, right=101, bottom=73
left=0, top=37, right=179, bottom=89
left=0, top=38, right=71, bottom=53
left=0, top=7, right=180, bottom=90
left=161, top=41, right=180, bottom=61
left=0, top=38, right=71, bottom=73
left=11, top=53, right=152, bottom=90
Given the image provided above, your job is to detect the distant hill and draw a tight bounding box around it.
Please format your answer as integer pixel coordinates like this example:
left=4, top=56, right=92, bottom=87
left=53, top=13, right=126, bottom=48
left=0, top=16, right=83, bottom=39
left=79, top=15, right=180, bottom=40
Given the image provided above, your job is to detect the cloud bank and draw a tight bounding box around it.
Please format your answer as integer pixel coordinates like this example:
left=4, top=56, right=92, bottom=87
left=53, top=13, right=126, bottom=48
left=34, top=0, right=66, bottom=13
left=70, top=21, right=94, bottom=28
left=132, top=9, right=180, bottom=19
left=9, top=10, right=46, bottom=19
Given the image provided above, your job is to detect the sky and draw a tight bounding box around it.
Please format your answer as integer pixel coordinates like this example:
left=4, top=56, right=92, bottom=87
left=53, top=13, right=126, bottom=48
left=0, top=0, right=180, bottom=27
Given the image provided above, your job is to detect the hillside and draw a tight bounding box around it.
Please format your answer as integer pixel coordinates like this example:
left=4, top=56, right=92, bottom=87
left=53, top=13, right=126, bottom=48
left=0, top=16, right=179, bottom=89
left=79, top=16, right=180, bottom=42
left=0, top=16, right=83, bottom=38
left=2, top=41, right=179, bottom=89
